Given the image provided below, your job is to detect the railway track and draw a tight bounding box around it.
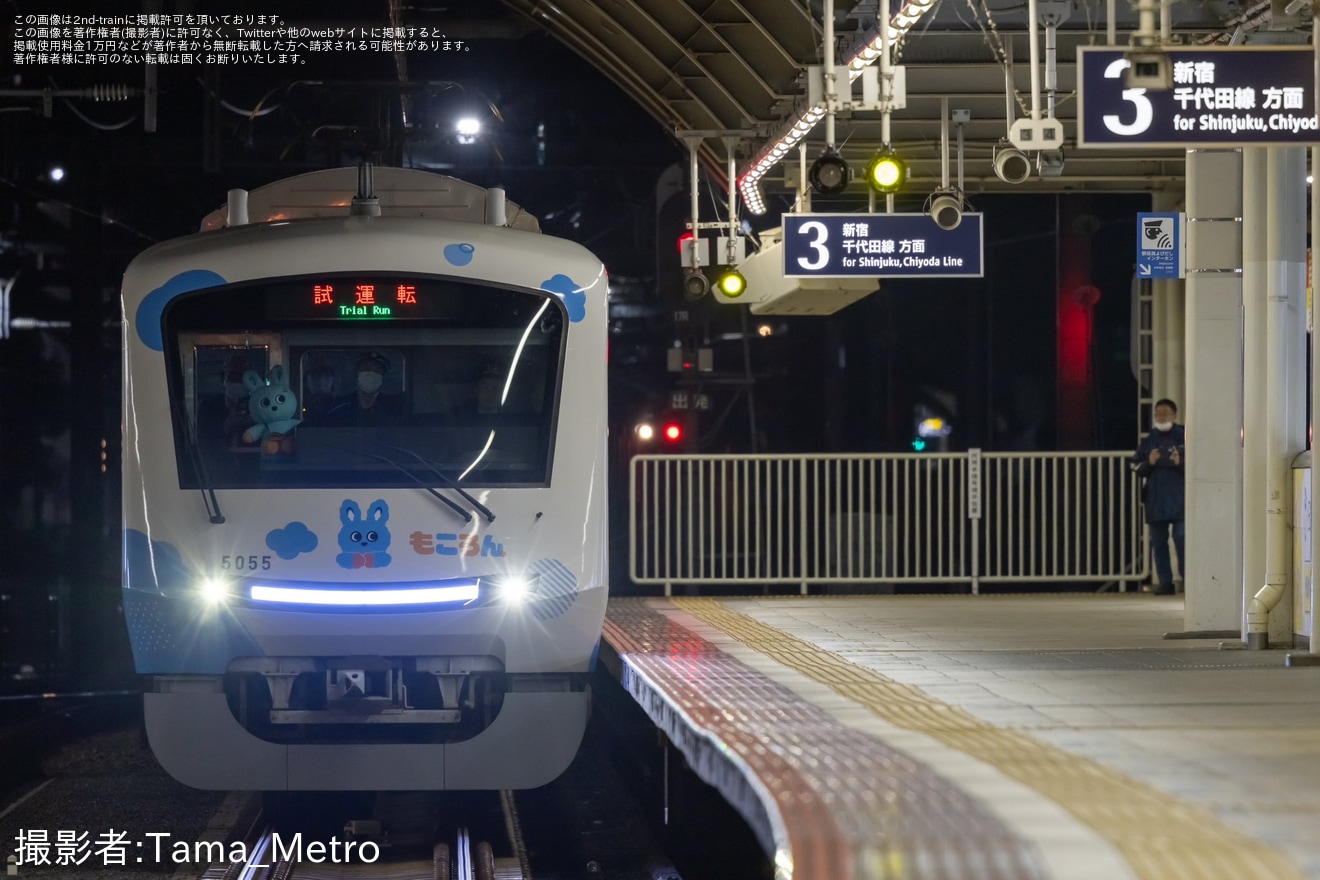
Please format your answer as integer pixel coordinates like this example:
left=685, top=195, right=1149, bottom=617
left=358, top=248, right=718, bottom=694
left=0, top=677, right=720, bottom=878
left=190, top=790, right=526, bottom=880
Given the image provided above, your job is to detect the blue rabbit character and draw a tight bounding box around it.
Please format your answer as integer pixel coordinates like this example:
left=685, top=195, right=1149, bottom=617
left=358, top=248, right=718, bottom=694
left=241, top=364, right=301, bottom=458
left=335, top=499, right=392, bottom=570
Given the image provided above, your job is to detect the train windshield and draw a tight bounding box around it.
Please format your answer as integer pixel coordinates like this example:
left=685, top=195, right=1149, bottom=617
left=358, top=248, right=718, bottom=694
left=162, top=275, right=566, bottom=489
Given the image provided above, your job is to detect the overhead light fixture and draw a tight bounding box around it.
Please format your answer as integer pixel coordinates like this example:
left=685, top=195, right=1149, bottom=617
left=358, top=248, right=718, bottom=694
left=741, top=177, right=767, bottom=216
left=713, top=267, right=747, bottom=298
left=1036, top=148, right=1066, bottom=178
left=809, top=146, right=851, bottom=196
left=992, top=141, right=1031, bottom=184
left=928, top=189, right=963, bottom=231
left=738, top=0, right=942, bottom=208
left=865, top=147, right=906, bottom=194
left=455, top=116, right=481, bottom=144
left=682, top=269, right=710, bottom=302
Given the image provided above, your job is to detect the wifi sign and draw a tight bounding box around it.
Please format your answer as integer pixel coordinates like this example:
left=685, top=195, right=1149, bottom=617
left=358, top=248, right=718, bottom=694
left=1136, top=212, right=1184, bottom=279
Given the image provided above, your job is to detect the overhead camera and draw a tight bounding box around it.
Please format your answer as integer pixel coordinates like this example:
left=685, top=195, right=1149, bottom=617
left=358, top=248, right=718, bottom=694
left=1036, top=148, right=1066, bottom=178
left=1124, top=51, right=1172, bottom=90
left=992, top=141, right=1031, bottom=184
left=929, top=190, right=964, bottom=231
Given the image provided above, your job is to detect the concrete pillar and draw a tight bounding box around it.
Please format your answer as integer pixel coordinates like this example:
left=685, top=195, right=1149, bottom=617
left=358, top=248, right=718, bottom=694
left=1152, top=190, right=1185, bottom=411
left=1242, top=149, right=1268, bottom=622
left=1312, top=143, right=1320, bottom=652
left=1262, top=147, right=1306, bottom=644
left=1184, top=149, right=1244, bottom=632
left=1149, top=190, right=1186, bottom=587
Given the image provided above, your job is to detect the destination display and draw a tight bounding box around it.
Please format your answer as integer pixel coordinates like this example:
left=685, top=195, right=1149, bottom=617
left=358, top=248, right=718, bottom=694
left=1078, top=46, right=1316, bottom=148
left=782, top=213, right=984, bottom=279
left=263, top=277, right=465, bottom=321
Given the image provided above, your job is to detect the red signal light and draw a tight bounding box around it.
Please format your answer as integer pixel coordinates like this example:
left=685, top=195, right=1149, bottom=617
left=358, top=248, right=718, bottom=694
left=677, top=230, right=695, bottom=254
left=663, top=423, right=683, bottom=443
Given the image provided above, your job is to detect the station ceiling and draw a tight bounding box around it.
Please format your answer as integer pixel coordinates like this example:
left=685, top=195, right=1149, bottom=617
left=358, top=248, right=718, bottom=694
left=495, top=0, right=1294, bottom=198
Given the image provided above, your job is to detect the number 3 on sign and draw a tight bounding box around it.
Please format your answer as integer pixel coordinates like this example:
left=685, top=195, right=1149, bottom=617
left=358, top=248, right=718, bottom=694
left=796, top=220, right=830, bottom=271
left=1102, top=58, right=1153, bottom=136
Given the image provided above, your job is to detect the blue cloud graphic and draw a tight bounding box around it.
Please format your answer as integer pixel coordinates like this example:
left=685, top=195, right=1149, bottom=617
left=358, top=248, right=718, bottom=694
left=266, top=521, right=319, bottom=560
left=134, top=270, right=228, bottom=351
left=123, top=529, right=192, bottom=592
left=443, top=243, right=476, bottom=266
left=540, top=273, right=586, bottom=323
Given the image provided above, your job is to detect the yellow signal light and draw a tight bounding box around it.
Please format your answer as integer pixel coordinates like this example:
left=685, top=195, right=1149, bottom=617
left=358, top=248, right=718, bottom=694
left=714, top=267, right=747, bottom=298
left=866, top=148, right=906, bottom=194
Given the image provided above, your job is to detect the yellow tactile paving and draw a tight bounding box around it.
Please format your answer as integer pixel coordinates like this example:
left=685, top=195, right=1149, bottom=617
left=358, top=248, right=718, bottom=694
left=671, top=597, right=1305, bottom=880
left=607, top=600, right=1047, bottom=880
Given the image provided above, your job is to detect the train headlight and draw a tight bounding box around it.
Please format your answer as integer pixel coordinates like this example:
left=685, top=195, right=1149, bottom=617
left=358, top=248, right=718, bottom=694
left=196, top=577, right=231, bottom=605
left=494, top=576, right=532, bottom=604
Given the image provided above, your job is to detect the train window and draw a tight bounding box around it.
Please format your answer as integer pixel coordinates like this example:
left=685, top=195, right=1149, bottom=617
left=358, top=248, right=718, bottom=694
left=162, top=275, right=566, bottom=490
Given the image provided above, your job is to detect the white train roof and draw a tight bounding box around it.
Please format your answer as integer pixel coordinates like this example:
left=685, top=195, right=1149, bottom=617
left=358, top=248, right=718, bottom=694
left=199, top=167, right=541, bottom=234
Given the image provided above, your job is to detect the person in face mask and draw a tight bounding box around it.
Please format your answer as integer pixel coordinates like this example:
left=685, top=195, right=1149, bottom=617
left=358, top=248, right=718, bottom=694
left=328, top=351, right=402, bottom=425
left=1131, top=398, right=1185, bottom=596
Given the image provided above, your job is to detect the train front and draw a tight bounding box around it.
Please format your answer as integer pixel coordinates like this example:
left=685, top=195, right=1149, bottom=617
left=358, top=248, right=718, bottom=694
left=121, top=204, right=607, bottom=790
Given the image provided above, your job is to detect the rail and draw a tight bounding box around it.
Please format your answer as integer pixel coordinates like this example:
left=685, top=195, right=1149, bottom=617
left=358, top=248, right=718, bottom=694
left=629, top=450, right=1148, bottom=593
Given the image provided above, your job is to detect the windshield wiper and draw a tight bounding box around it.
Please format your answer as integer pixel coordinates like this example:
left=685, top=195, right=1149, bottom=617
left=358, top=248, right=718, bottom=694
left=381, top=444, right=496, bottom=523
left=177, top=409, right=224, bottom=524
left=327, top=442, right=473, bottom=523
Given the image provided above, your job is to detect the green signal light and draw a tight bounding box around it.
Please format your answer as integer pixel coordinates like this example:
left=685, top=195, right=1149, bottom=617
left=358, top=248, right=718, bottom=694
left=911, top=437, right=927, bottom=452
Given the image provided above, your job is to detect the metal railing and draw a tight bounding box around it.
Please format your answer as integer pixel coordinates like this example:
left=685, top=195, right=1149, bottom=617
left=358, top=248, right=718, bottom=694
left=629, top=450, right=1148, bottom=593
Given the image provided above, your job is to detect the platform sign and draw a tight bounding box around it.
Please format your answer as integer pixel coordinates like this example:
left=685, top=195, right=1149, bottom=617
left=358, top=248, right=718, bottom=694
left=1136, top=212, right=1184, bottom=279
left=783, top=213, right=983, bottom=278
left=1078, top=46, right=1316, bottom=148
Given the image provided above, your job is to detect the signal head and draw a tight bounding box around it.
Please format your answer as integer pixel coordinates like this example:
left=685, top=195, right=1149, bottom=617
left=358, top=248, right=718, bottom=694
left=682, top=269, right=710, bottom=302
left=865, top=147, right=907, bottom=194
left=808, top=146, right=851, bottom=196
left=713, top=267, right=747, bottom=298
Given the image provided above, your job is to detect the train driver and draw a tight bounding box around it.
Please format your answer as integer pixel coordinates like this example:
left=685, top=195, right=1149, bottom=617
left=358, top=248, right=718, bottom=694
left=327, top=351, right=403, bottom=425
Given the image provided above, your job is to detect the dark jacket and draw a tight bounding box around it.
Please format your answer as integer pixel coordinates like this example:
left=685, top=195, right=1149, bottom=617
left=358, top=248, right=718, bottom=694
left=1132, top=425, right=1185, bottom=523
left=326, top=392, right=403, bottom=426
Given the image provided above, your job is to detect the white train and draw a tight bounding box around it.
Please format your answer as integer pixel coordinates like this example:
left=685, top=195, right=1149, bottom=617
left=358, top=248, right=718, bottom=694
left=120, top=166, right=608, bottom=790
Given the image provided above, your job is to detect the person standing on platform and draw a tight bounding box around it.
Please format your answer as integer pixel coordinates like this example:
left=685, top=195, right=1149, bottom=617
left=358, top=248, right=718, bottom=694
left=1132, top=398, right=1186, bottom=595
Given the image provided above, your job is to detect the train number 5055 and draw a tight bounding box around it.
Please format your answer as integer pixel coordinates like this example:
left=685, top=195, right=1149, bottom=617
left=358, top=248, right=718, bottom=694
left=221, top=555, right=273, bottom=570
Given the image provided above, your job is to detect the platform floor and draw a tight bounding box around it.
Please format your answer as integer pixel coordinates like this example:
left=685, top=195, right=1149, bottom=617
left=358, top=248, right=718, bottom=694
left=601, top=594, right=1320, bottom=880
